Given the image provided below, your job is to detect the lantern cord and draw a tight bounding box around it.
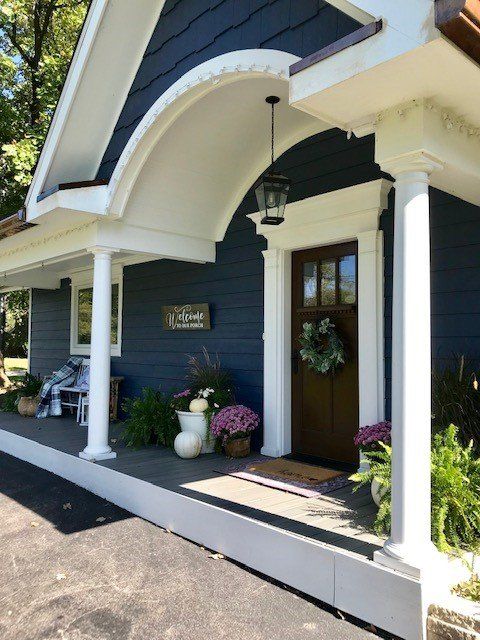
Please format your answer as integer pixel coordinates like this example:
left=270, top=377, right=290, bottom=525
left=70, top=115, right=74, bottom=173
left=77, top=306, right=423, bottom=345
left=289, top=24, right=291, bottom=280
left=271, top=100, right=275, bottom=169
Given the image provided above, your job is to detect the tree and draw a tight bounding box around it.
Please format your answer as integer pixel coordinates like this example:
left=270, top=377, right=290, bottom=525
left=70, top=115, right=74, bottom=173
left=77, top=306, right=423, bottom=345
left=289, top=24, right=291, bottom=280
left=0, top=0, right=89, bottom=218
left=0, top=1, right=88, bottom=386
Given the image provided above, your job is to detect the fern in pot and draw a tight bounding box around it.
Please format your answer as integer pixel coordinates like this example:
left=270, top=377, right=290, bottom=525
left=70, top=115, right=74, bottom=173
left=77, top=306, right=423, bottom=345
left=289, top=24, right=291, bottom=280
left=350, top=424, right=480, bottom=555
left=353, top=421, right=391, bottom=506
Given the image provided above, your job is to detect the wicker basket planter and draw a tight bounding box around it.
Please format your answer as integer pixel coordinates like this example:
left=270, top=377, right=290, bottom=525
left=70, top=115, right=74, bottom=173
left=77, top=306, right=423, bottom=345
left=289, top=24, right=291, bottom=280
left=18, top=395, right=39, bottom=417
left=225, top=436, right=251, bottom=458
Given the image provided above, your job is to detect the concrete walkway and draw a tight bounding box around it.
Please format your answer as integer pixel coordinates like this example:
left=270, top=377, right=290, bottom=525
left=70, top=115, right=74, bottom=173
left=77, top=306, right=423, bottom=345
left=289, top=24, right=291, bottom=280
left=0, top=453, right=394, bottom=640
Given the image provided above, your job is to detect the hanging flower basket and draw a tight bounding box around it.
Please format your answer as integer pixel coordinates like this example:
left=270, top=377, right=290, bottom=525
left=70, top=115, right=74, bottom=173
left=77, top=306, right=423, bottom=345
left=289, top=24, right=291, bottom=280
left=299, top=318, right=346, bottom=375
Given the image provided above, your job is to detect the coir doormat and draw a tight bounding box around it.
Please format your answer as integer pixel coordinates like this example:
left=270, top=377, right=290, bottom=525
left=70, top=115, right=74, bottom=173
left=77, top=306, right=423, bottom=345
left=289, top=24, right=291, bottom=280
left=217, top=457, right=351, bottom=498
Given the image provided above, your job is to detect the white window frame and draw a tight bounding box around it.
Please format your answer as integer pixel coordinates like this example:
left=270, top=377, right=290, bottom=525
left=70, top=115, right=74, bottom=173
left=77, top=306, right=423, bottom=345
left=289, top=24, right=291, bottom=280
left=70, top=264, right=123, bottom=357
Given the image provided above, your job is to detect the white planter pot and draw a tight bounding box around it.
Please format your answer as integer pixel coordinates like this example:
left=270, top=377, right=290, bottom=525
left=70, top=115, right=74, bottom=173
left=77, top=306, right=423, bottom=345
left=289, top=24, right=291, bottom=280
left=176, top=410, right=214, bottom=454
left=371, top=478, right=387, bottom=507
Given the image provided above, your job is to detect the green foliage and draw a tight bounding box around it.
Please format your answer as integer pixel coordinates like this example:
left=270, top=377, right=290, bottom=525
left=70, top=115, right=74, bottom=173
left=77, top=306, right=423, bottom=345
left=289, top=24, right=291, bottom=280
left=350, top=443, right=392, bottom=536
left=299, top=319, right=346, bottom=375
left=0, top=372, right=42, bottom=412
left=454, top=574, right=480, bottom=602
left=3, top=289, right=29, bottom=356
left=351, top=425, right=480, bottom=554
left=187, top=348, right=233, bottom=395
left=431, top=425, right=480, bottom=553
left=122, top=388, right=179, bottom=450
left=0, top=1, right=89, bottom=217
left=432, top=356, right=480, bottom=452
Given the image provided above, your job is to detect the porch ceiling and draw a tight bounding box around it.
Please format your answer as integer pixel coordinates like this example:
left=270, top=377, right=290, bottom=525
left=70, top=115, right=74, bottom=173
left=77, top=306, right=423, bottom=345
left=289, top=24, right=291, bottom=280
left=114, top=70, right=326, bottom=242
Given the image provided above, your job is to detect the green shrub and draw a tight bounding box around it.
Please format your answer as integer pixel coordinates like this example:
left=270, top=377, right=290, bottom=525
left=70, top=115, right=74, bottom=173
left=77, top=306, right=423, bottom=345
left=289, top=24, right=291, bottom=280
left=122, top=388, right=179, bottom=449
left=351, top=424, right=480, bottom=554
left=432, top=356, right=480, bottom=452
left=0, top=373, right=42, bottom=413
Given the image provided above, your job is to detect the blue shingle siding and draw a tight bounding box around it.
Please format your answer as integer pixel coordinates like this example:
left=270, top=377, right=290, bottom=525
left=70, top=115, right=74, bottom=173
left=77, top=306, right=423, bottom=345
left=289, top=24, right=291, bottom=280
left=380, top=188, right=480, bottom=419
left=96, top=0, right=360, bottom=179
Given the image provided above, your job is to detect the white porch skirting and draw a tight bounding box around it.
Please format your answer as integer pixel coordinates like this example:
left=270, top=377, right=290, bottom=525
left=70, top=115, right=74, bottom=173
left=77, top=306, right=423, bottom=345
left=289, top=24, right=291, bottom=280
left=0, top=427, right=427, bottom=640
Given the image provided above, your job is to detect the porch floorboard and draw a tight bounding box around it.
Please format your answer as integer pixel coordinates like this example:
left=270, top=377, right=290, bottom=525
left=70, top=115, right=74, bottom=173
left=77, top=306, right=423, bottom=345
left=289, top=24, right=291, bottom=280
left=0, top=413, right=384, bottom=559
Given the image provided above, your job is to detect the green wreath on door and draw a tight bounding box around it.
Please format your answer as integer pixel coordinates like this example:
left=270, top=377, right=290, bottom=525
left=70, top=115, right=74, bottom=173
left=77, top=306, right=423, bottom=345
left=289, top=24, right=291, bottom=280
left=298, top=318, right=346, bottom=375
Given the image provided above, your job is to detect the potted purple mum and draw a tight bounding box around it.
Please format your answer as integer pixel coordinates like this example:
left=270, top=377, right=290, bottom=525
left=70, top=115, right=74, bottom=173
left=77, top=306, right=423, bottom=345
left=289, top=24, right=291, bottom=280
left=354, top=421, right=391, bottom=452
left=210, top=405, right=259, bottom=458
left=354, top=421, right=391, bottom=507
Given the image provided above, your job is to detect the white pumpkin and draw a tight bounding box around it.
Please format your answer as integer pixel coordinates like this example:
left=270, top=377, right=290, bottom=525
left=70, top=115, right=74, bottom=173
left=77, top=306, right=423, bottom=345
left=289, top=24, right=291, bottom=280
left=189, top=397, right=209, bottom=413
left=174, top=431, right=202, bottom=459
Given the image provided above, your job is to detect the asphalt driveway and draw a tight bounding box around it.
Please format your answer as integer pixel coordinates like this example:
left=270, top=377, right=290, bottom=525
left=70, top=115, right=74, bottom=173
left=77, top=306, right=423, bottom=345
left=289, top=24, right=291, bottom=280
left=0, top=452, right=392, bottom=640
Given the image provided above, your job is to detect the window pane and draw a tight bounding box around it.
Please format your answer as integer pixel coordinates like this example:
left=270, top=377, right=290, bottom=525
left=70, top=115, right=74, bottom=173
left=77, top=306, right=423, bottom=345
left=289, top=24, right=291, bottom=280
left=77, top=284, right=119, bottom=346
left=320, top=259, right=336, bottom=305
left=77, top=287, right=93, bottom=345
left=111, top=283, right=119, bottom=345
left=303, top=262, right=317, bottom=307
left=339, top=254, right=356, bottom=304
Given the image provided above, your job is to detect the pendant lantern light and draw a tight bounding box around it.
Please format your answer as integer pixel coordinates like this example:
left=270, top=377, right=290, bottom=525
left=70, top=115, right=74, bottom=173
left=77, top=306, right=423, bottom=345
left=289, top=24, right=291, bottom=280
left=255, top=96, right=291, bottom=225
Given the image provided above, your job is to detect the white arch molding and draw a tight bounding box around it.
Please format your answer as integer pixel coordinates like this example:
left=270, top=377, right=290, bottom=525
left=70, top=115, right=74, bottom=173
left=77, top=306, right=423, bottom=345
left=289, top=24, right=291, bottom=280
left=106, top=49, right=328, bottom=242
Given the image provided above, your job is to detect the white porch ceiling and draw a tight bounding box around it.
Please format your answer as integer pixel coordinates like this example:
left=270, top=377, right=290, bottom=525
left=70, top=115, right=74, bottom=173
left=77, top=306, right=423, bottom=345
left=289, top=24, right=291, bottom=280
left=122, top=75, right=325, bottom=242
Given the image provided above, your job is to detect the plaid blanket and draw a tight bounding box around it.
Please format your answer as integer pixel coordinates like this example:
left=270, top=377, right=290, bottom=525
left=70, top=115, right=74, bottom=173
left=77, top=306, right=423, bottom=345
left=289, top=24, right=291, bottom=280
left=36, top=356, right=83, bottom=419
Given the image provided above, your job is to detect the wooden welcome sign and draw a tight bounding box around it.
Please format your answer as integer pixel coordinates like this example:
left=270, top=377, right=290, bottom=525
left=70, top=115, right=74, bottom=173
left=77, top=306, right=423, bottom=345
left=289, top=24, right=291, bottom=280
left=162, top=303, right=211, bottom=331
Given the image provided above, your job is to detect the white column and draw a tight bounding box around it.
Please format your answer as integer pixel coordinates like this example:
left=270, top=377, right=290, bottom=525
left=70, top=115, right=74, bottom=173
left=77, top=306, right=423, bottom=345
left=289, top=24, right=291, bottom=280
left=261, top=248, right=291, bottom=458
left=79, top=248, right=117, bottom=461
left=357, top=230, right=384, bottom=471
left=375, top=152, right=442, bottom=577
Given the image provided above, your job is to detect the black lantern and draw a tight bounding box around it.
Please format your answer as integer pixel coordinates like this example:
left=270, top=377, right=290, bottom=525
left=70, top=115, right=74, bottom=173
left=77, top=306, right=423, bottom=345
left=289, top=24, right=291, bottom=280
left=255, top=96, right=291, bottom=225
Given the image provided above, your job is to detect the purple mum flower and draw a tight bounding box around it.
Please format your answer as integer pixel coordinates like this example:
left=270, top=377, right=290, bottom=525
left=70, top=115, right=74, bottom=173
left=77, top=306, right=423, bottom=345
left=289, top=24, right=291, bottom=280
left=210, top=405, right=260, bottom=443
left=173, top=389, right=191, bottom=399
left=354, top=421, right=391, bottom=449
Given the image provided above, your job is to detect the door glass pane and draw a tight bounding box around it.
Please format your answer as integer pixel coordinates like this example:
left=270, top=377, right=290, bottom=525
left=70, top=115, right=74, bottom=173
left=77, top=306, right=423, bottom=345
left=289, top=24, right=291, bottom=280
left=303, top=262, right=317, bottom=307
left=320, top=259, right=336, bottom=305
left=77, top=284, right=119, bottom=345
left=339, top=254, right=356, bottom=304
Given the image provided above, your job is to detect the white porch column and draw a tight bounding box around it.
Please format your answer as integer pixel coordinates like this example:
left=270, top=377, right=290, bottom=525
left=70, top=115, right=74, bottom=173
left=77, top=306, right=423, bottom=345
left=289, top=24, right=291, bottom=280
left=79, top=248, right=116, bottom=461
left=374, top=152, right=442, bottom=577
left=261, top=248, right=291, bottom=458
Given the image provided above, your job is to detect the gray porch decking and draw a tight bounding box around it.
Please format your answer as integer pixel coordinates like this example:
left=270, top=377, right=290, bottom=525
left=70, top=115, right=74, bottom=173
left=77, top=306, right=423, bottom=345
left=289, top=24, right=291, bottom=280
left=0, top=413, right=384, bottom=559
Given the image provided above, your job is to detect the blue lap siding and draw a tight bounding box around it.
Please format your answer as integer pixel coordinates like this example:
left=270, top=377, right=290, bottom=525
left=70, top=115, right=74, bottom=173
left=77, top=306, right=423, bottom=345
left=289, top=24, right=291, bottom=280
left=31, top=129, right=381, bottom=448
left=30, top=128, right=480, bottom=443
left=97, top=0, right=360, bottom=179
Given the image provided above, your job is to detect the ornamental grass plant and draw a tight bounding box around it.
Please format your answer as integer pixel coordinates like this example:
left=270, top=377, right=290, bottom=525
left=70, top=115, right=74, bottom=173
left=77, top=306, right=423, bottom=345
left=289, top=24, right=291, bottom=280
left=432, top=356, right=480, bottom=453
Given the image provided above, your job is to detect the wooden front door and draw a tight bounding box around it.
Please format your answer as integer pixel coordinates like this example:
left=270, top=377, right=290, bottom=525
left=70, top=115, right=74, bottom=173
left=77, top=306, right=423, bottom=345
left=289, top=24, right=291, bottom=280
left=292, top=242, right=359, bottom=464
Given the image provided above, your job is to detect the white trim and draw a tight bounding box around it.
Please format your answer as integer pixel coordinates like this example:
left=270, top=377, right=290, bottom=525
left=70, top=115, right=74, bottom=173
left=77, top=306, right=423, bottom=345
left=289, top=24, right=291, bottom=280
left=249, top=179, right=392, bottom=459
left=69, top=263, right=123, bottom=357
left=261, top=249, right=292, bottom=458
left=26, top=1, right=164, bottom=206
left=0, top=427, right=429, bottom=640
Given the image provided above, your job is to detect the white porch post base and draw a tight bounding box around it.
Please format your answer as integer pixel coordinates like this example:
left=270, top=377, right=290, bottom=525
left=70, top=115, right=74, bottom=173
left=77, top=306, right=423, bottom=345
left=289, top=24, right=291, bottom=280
left=374, top=152, right=442, bottom=579
left=79, top=247, right=117, bottom=462
left=79, top=449, right=117, bottom=461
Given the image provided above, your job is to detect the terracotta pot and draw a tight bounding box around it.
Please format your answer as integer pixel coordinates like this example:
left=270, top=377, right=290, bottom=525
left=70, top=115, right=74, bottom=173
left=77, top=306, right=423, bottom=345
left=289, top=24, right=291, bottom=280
left=18, top=395, right=39, bottom=417
left=225, top=436, right=250, bottom=458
